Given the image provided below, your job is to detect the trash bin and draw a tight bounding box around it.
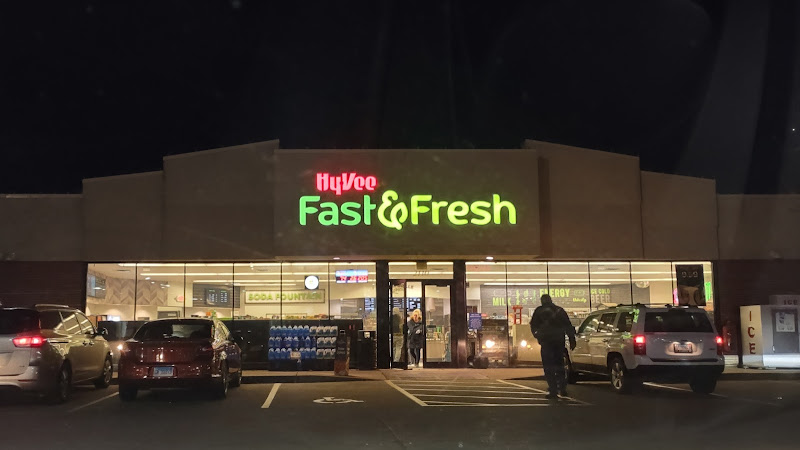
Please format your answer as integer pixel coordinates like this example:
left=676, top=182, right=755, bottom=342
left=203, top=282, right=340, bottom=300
left=356, top=330, right=377, bottom=370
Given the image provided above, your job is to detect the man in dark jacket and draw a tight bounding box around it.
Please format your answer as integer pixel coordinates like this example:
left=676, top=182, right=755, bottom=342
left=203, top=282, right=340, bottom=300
left=530, top=294, right=577, bottom=399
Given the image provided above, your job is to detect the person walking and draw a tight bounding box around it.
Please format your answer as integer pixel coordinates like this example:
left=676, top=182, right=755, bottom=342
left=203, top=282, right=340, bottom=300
left=530, top=294, right=576, bottom=399
left=407, top=309, right=425, bottom=368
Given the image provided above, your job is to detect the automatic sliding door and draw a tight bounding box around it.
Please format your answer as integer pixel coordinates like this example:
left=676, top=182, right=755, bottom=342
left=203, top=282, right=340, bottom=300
left=423, top=282, right=452, bottom=365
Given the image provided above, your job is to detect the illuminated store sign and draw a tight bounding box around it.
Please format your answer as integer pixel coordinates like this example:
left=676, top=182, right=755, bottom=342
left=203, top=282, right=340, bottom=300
left=245, top=290, right=326, bottom=304
left=335, top=269, right=369, bottom=283
left=274, top=149, right=540, bottom=257
left=300, top=172, right=517, bottom=230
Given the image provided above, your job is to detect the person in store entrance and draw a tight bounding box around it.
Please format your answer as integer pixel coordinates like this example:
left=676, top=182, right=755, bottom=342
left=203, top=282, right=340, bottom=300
left=406, top=309, right=424, bottom=368
left=530, top=294, right=576, bottom=399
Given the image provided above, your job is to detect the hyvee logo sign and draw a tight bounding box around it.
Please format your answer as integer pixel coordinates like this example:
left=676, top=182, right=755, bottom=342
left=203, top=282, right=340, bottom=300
left=274, top=149, right=540, bottom=257
left=299, top=172, right=518, bottom=230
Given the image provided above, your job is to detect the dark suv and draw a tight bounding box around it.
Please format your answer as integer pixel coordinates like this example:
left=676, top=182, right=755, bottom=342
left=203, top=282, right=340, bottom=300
left=0, top=305, right=113, bottom=403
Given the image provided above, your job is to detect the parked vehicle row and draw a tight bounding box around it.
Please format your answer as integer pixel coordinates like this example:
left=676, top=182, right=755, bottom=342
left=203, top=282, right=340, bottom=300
left=565, top=305, right=725, bottom=394
left=0, top=306, right=242, bottom=403
left=0, top=305, right=112, bottom=403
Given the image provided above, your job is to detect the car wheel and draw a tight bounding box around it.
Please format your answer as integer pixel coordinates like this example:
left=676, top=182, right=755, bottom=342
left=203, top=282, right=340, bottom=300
left=213, top=363, right=229, bottom=399
left=48, top=364, right=72, bottom=404
left=230, top=365, right=243, bottom=388
left=564, top=353, right=578, bottom=385
left=608, top=357, right=638, bottom=394
left=118, top=384, right=138, bottom=402
left=689, top=376, right=717, bottom=394
left=94, top=357, right=113, bottom=389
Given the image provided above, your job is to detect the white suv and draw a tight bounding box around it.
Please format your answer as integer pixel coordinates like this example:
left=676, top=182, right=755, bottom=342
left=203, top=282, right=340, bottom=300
left=565, top=305, right=724, bottom=394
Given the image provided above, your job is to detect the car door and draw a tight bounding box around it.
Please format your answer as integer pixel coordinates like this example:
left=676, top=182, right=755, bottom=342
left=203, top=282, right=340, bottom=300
left=611, top=311, right=635, bottom=367
left=571, top=314, right=600, bottom=370
left=216, top=321, right=241, bottom=374
left=590, top=313, right=619, bottom=369
left=59, top=311, right=92, bottom=382
left=76, top=312, right=106, bottom=378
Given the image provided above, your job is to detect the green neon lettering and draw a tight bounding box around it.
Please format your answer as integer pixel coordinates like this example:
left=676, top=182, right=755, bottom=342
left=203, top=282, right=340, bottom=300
left=319, top=202, right=339, bottom=226
left=379, top=190, right=406, bottom=230
left=431, top=201, right=448, bottom=224
left=299, top=196, right=320, bottom=225
left=363, top=195, right=376, bottom=225
left=447, top=201, right=469, bottom=225
left=410, top=195, right=432, bottom=224
left=493, top=194, right=517, bottom=224
left=340, top=202, right=362, bottom=226
left=470, top=201, right=492, bottom=225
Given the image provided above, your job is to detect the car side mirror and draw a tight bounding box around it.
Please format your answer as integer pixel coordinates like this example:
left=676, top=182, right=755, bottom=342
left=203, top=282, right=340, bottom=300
left=96, top=327, right=109, bottom=337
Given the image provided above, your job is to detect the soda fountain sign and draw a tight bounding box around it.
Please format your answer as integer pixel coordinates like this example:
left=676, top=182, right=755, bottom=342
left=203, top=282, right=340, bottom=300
left=299, top=172, right=518, bottom=230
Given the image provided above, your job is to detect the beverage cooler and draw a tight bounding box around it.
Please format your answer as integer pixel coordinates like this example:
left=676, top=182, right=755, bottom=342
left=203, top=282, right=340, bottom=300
left=740, top=304, right=800, bottom=368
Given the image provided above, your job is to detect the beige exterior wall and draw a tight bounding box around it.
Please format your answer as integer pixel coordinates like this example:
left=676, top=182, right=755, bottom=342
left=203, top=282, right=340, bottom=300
left=717, top=194, right=800, bottom=260
left=162, top=140, right=279, bottom=260
left=0, top=195, right=83, bottom=260
left=83, top=171, right=164, bottom=261
left=641, top=171, right=719, bottom=260
left=524, top=140, right=643, bottom=259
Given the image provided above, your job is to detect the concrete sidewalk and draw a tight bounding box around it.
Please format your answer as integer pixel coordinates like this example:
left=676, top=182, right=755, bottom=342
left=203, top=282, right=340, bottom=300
left=240, top=366, right=800, bottom=383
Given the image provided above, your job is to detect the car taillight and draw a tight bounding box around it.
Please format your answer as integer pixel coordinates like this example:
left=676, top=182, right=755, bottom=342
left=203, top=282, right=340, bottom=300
left=197, top=343, right=214, bottom=360
left=715, top=335, right=724, bottom=355
left=13, top=335, right=44, bottom=348
left=119, top=343, right=134, bottom=360
left=633, top=335, right=646, bottom=355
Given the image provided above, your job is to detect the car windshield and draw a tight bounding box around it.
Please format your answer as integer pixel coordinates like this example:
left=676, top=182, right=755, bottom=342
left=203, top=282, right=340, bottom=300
left=644, top=310, right=714, bottom=333
left=0, top=310, right=40, bottom=335
left=134, top=321, right=212, bottom=341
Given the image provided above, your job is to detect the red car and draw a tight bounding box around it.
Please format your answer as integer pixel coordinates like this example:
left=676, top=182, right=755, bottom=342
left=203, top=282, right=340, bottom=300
left=117, top=318, right=242, bottom=401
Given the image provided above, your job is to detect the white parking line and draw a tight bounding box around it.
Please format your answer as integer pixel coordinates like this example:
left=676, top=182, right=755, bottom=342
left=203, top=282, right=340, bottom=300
left=402, top=388, right=542, bottom=395
left=498, top=380, right=592, bottom=405
left=68, top=392, right=119, bottom=413
left=391, top=383, right=513, bottom=389
left=414, top=394, right=547, bottom=400
left=386, top=380, right=428, bottom=406
left=261, top=383, right=281, bottom=409
left=643, top=382, right=781, bottom=407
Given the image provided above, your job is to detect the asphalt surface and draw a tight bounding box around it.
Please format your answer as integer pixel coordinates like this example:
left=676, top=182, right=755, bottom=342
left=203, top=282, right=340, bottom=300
left=1, top=373, right=799, bottom=449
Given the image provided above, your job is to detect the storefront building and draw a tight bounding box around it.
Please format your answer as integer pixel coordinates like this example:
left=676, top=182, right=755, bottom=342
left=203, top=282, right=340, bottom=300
left=1, top=139, right=798, bottom=368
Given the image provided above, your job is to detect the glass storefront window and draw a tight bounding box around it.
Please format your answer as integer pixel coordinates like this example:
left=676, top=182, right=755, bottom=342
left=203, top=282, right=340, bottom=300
left=589, top=262, right=632, bottom=309
left=330, top=262, right=377, bottom=329
left=546, top=262, right=591, bottom=314
left=181, top=263, right=235, bottom=320
left=85, top=263, right=136, bottom=321
left=276, top=263, right=329, bottom=320
left=631, top=262, right=673, bottom=307
left=135, top=263, right=186, bottom=321
left=466, top=262, right=509, bottom=367
left=234, top=263, right=282, bottom=319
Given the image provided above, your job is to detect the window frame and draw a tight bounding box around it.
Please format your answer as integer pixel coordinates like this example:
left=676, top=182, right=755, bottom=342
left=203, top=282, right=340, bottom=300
left=598, top=313, right=619, bottom=333
left=577, top=314, right=601, bottom=334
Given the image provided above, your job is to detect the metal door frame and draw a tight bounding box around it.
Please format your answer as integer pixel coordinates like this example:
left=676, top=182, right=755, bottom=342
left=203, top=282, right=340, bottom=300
left=389, top=279, right=455, bottom=369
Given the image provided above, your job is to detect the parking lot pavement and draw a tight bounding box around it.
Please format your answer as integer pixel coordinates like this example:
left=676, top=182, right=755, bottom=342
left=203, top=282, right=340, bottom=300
left=2, top=376, right=799, bottom=449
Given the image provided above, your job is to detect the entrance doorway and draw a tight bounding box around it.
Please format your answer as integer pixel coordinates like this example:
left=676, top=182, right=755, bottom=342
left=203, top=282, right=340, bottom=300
left=390, top=279, right=454, bottom=368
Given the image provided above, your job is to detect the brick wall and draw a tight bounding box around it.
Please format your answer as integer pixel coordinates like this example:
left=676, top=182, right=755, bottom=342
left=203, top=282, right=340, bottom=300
left=0, top=262, right=86, bottom=310
left=716, top=259, right=800, bottom=357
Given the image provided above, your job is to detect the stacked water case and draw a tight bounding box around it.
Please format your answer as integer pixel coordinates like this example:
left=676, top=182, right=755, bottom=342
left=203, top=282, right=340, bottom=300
left=267, top=323, right=339, bottom=369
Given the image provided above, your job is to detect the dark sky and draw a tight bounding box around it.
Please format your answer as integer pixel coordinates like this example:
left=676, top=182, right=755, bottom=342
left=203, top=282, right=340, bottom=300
left=1, top=0, right=797, bottom=194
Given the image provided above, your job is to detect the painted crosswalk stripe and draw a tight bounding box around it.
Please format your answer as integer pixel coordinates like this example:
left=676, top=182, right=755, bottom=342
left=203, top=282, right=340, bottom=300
left=385, top=380, right=428, bottom=406
left=497, top=379, right=591, bottom=405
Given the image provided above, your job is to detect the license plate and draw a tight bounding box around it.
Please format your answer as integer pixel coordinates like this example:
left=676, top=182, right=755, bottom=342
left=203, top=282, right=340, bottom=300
left=673, top=343, right=693, bottom=353
left=152, top=366, right=174, bottom=378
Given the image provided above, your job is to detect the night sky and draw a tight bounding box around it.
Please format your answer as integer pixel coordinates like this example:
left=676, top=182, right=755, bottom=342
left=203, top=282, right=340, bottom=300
left=1, top=0, right=797, bottom=194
